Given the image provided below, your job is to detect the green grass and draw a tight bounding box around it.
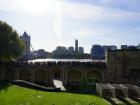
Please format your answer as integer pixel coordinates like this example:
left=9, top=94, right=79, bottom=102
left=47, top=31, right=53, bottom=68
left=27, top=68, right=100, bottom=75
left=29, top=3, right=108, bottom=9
left=0, top=85, right=111, bottom=105
left=0, top=85, right=140, bottom=105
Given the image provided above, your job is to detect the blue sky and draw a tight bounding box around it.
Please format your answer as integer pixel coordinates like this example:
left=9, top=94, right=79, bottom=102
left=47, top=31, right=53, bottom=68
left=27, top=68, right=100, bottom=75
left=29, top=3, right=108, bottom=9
left=0, top=0, right=140, bottom=53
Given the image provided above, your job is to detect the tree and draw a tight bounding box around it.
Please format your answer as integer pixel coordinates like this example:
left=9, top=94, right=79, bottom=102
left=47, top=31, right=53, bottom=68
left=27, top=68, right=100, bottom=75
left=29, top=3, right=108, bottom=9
left=0, top=21, right=24, bottom=61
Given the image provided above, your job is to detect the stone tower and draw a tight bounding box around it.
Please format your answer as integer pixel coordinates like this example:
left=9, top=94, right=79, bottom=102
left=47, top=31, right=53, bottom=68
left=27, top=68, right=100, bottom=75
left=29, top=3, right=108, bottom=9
left=20, top=32, right=31, bottom=56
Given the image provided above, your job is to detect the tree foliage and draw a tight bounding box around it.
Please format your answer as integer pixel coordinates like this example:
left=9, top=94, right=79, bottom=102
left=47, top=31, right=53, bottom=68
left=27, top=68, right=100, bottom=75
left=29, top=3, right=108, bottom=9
left=0, top=20, right=24, bottom=61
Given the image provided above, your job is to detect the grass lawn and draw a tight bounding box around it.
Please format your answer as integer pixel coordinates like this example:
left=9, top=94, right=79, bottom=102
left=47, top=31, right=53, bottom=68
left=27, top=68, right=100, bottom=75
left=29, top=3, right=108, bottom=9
left=0, top=85, right=111, bottom=105
left=0, top=85, right=140, bottom=105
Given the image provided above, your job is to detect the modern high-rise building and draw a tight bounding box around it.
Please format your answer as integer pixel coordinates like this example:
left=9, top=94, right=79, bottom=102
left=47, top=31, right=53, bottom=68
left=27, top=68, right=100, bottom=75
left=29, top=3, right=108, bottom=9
left=68, top=46, right=74, bottom=55
left=75, top=39, right=78, bottom=54
left=20, top=32, right=31, bottom=56
left=79, top=47, right=84, bottom=54
left=91, top=45, right=105, bottom=59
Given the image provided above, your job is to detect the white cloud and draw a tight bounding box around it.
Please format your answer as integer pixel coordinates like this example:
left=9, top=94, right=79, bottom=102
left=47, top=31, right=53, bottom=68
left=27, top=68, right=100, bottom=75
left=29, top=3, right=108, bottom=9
left=1, top=0, right=140, bottom=21
left=99, top=0, right=140, bottom=12
left=0, top=0, right=58, bottom=14
left=62, top=2, right=140, bottom=21
left=100, top=0, right=139, bottom=6
left=54, top=0, right=63, bottom=40
left=0, top=0, right=17, bottom=11
left=68, top=27, right=124, bottom=39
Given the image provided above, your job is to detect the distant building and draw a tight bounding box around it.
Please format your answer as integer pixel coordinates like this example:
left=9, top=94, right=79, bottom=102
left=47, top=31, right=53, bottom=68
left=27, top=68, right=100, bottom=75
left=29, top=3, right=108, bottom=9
left=91, top=45, right=105, bottom=59
left=121, top=45, right=137, bottom=50
left=128, top=46, right=137, bottom=49
left=121, top=45, right=128, bottom=50
left=20, top=32, right=31, bottom=59
left=20, top=32, right=30, bottom=55
left=137, top=44, right=140, bottom=49
left=103, top=45, right=117, bottom=51
left=79, top=47, right=84, bottom=55
left=55, top=46, right=67, bottom=52
left=75, top=39, right=78, bottom=54
left=68, top=46, right=74, bottom=55
left=52, top=40, right=85, bottom=58
left=52, top=46, right=68, bottom=58
left=32, top=49, right=48, bottom=59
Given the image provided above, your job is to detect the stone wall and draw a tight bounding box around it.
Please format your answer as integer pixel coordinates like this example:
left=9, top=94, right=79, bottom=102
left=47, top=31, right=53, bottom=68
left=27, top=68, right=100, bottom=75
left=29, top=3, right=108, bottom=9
left=0, top=62, right=106, bottom=88
left=0, top=49, right=139, bottom=88
left=106, top=49, right=140, bottom=85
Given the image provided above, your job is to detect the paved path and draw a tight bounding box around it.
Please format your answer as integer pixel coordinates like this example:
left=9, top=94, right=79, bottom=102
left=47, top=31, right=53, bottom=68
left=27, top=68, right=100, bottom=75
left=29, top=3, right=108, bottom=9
left=53, top=79, right=66, bottom=91
left=12, top=80, right=55, bottom=91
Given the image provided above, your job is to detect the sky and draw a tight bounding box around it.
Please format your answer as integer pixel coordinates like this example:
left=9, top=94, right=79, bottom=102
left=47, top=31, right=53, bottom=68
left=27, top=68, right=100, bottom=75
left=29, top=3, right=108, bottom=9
left=0, top=0, right=140, bottom=53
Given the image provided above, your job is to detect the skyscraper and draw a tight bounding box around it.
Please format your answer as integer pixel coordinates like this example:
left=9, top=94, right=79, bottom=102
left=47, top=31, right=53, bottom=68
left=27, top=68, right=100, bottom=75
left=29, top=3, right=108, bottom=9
left=79, top=47, right=84, bottom=54
left=75, top=39, right=78, bottom=54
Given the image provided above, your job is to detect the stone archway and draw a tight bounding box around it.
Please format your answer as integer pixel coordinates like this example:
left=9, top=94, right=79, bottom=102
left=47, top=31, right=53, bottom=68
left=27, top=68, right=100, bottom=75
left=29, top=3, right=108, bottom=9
left=5, top=69, right=15, bottom=81
left=67, top=70, right=82, bottom=86
left=19, top=69, right=31, bottom=81
left=86, top=70, right=102, bottom=85
left=52, top=69, right=63, bottom=80
left=35, top=69, right=46, bottom=83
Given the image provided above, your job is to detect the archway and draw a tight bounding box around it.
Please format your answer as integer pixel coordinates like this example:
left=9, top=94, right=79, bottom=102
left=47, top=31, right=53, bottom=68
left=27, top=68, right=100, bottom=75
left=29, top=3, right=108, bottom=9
left=86, top=70, right=102, bottom=85
left=5, top=69, right=15, bottom=81
left=19, top=69, right=31, bottom=81
left=67, top=70, right=82, bottom=86
left=52, top=70, right=63, bottom=80
left=35, top=70, right=46, bottom=83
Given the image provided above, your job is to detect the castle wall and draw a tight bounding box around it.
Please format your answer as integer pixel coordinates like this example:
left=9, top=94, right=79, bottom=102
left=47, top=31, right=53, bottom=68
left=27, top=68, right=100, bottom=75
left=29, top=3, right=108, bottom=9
left=106, top=49, right=140, bottom=85
left=0, top=62, right=106, bottom=87
left=1, top=49, right=139, bottom=87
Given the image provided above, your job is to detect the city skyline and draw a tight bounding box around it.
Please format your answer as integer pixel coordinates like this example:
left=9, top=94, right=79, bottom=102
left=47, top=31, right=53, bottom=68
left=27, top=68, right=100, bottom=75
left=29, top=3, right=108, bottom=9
left=0, top=0, right=140, bottom=53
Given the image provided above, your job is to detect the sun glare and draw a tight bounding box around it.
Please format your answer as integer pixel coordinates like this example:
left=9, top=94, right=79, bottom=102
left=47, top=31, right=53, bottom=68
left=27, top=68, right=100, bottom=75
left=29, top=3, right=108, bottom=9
left=17, top=0, right=57, bottom=14
left=14, top=0, right=63, bottom=40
